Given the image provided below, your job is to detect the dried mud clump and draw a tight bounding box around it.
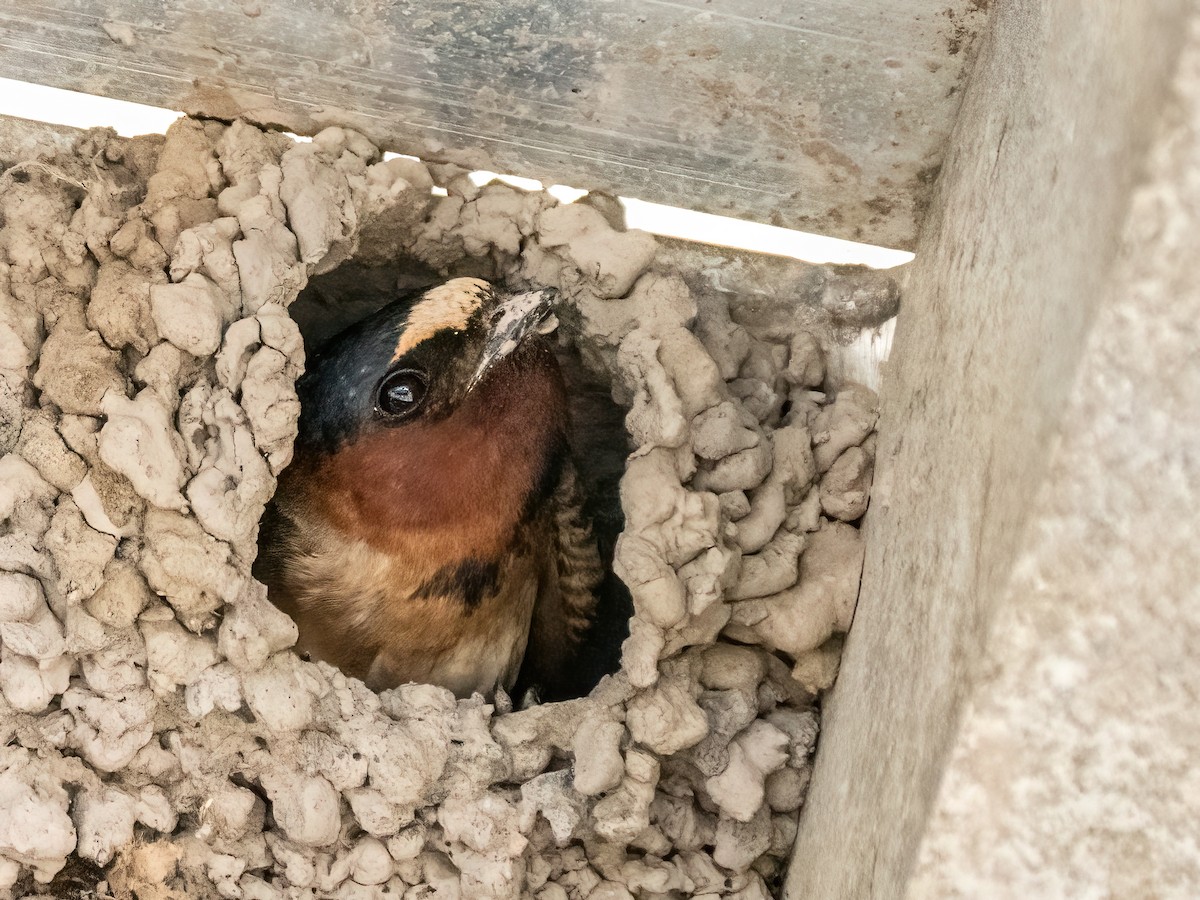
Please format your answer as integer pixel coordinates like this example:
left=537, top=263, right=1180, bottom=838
left=0, top=119, right=881, bottom=898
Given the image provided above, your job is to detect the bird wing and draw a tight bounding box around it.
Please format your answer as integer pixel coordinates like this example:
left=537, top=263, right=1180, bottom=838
left=518, top=459, right=604, bottom=700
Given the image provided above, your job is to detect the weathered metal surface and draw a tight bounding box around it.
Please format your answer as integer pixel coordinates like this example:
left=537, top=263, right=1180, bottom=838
left=0, top=1, right=988, bottom=248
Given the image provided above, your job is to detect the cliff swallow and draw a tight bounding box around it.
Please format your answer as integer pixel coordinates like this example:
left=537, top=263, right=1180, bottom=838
left=254, top=277, right=603, bottom=699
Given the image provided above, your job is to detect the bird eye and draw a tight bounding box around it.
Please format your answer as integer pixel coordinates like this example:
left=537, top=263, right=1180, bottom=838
left=376, top=369, right=428, bottom=419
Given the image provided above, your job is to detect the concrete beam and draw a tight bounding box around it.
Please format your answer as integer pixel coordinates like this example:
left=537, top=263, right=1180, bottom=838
left=785, top=0, right=1194, bottom=896
left=0, top=0, right=988, bottom=249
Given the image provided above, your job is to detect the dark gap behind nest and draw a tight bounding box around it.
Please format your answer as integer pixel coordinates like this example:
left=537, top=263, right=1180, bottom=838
left=275, top=257, right=633, bottom=700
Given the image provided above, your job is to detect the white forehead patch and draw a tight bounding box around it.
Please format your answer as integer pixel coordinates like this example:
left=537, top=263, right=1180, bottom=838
left=391, top=277, right=493, bottom=362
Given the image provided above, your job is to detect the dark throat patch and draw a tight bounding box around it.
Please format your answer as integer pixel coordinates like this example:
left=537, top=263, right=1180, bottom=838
left=412, top=558, right=502, bottom=609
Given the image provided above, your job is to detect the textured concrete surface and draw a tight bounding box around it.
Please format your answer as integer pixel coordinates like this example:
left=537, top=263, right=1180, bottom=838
left=907, top=15, right=1200, bottom=895
left=0, top=0, right=989, bottom=248
left=785, top=1, right=1193, bottom=897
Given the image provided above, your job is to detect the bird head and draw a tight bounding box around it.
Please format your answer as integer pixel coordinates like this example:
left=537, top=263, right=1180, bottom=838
left=295, top=277, right=562, bottom=455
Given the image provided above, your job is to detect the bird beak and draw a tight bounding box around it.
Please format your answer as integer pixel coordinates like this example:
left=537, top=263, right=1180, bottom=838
left=466, top=287, right=559, bottom=393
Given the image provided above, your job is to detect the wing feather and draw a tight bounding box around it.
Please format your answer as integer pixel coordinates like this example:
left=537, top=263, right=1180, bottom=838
left=519, top=460, right=603, bottom=699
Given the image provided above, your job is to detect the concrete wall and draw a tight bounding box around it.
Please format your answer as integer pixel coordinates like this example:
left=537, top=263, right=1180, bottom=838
left=785, top=1, right=1196, bottom=896
left=906, top=14, right=1200, bottom=894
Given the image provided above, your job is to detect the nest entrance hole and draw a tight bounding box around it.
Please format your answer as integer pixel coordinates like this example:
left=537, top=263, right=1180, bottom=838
left=274, top=255, right=634, bottom=702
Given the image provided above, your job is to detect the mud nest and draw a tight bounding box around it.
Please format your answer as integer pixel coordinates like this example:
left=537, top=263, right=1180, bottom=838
left=0, top=118, right=881, bottom=899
